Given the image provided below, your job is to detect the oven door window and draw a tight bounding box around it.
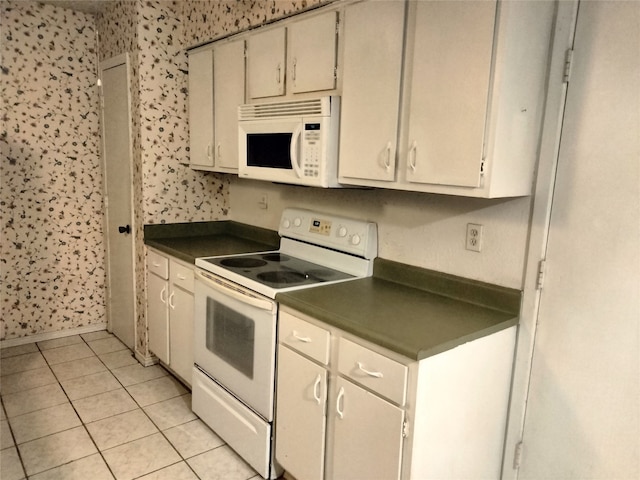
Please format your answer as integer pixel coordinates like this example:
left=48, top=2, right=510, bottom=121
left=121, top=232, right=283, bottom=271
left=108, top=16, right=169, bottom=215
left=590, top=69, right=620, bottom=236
left=246, top=133, right=292, bottom=169
left=206, top=298, right=255, bottom=379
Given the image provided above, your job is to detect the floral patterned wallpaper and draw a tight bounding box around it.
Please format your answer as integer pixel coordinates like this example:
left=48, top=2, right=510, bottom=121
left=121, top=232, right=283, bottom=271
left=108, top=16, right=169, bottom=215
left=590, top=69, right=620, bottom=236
left=0, top=0, right=333, bottom=350
left=0, top=2, right=105, bottom=340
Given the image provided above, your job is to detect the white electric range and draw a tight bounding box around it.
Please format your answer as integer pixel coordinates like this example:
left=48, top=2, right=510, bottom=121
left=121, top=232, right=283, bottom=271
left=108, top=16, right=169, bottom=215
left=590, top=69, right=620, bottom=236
left=192, top=208, right=377, bottom=479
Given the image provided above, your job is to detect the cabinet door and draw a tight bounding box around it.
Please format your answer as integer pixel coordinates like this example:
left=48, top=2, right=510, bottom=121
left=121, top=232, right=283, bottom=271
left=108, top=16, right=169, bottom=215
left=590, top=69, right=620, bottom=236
left=248, top=28, right=286, bottom=99
left=330, top=376, right=404, bottom=480
left=338, top=0, right=405, bottom=183
left=288, top=11, right=338, bottom=94
left=169, top=285, right=194, bottom=386
left=213, top=39, right=245, bottom=172
left=405, top=0, right=496, bottom=187
left=188, top=48, right=215, bottom=168
left=147, top=272, right=169, bottom=364
left=275, top=345, right=327, bottom=480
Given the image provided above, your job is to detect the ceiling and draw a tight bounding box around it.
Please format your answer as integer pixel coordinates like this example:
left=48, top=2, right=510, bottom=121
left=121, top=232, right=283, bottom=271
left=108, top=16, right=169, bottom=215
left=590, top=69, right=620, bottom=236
left=39, top=0, right=111, bottom=15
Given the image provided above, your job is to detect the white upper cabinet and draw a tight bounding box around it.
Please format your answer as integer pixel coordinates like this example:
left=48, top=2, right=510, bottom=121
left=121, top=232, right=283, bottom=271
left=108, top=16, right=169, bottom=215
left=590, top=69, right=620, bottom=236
left=288, top=11, right=338, bottom=94
left=404, top=0, right=496, bottom=188
left=189, top=38, right=245, bottom=173
left=188, top=48, right=214, bottom=169
left=248, top=11, right=338, bottom=100
left=338, top=0, right=406, bottom=182
left=339, top=0, right=556, bottom=198
left=248, top=28, right=286, bottom=99
left=213, top=39, right=245, bottom=173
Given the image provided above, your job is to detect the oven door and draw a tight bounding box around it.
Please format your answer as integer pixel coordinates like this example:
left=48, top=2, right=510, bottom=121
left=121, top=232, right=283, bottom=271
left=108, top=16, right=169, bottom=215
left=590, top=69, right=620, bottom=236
left=194, top=269, right=277, bottom=421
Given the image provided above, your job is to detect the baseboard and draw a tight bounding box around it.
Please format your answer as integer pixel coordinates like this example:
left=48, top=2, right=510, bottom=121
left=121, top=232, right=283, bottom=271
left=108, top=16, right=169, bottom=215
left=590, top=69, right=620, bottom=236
left=0, top=323, right=108, bottom=349
left=135, top=348, right=158, bottom=367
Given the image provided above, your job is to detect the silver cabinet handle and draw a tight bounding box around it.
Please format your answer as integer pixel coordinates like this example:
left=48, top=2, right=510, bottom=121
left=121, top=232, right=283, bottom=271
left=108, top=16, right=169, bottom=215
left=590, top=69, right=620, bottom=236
left=384, top=142, right=392, bottom=171
left=169, top=291, right=175, bottom=310
left=160, top=286, right=167, bottom=303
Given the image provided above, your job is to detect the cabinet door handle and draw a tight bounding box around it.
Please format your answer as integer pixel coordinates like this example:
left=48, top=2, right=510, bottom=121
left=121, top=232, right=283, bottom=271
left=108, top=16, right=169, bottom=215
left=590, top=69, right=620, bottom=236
left=168, top=291, right=175, bottom=310
left=313, top=374, right=322, bottom=405
left=408, top=140, right=418, bottom=172
left=207, top=143, right=213, bottom=163
left=384, top=142, right=392, bottom=171
left=160, top=286, right=167, bottom=304
left=357, top=361, right=384, bottom=378
left=276, top=63, right=282, bottom=84
left=336, top=386, right=345, bottom=419
left=292, top=58, right=297, bottom=82
left=216, top=143, right=221, bottom=163
left=292, top=330, right=312, bottom=343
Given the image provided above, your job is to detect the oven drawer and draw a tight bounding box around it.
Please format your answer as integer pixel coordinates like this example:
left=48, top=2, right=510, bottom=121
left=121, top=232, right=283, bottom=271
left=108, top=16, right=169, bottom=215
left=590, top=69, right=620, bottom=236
left=147, top=249, right=169, bottom=279
left=279, top=311, right=330, bottom=365
left=170, top=259, right=194, bottom=293
left=192, top=367, right=273, bottom=478
left=338, top=337, right=408, bottom=406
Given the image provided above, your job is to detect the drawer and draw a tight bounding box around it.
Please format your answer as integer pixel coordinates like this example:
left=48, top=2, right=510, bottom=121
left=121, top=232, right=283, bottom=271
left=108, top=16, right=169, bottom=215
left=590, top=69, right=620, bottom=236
left=279, top=311, right=330, bottom=365
left=170, top=259, right=194, bottom=293
left=147, top=249, right=169, bottom=279
left=338, top=337, right=408, bottom=406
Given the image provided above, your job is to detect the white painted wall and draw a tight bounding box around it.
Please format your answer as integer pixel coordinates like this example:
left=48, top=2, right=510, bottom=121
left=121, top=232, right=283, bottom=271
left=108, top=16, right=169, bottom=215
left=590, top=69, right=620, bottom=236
left=519, top=1, right=639, bottom=477
left=229, top=179, right=532, bottom=289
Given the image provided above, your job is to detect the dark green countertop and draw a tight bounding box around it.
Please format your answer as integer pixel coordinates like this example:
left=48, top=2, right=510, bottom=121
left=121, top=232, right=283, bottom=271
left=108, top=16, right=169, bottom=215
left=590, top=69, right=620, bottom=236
left=276, top=258, right=521, bottom=361
left=144, top=221, right=280, bottom=264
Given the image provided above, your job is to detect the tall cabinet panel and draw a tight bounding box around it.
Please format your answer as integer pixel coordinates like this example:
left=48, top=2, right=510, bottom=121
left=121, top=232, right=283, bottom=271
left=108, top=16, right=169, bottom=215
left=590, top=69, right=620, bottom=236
left=404, top=0, right=497, bottom=187
left=338, top=0, right=406, bottom=182
left=213, top=39, right=245, bottom=173
left=188, top=49, right=214, bottom=169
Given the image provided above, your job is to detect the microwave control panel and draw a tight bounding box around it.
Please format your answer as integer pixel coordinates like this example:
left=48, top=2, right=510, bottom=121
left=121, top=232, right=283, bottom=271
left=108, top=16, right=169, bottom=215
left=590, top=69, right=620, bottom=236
left=302, top=123, right=322, bottom=178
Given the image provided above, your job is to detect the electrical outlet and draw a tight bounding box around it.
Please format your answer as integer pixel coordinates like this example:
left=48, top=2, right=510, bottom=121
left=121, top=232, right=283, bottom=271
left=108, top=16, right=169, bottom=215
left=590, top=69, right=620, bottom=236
left=466, top=223, right=483, bottom=252
left=258, top=193, right=268, bottom=209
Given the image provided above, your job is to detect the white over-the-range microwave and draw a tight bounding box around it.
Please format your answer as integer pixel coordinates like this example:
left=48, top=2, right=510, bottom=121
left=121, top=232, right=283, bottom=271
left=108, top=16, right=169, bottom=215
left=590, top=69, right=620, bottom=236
left=238, top=96, right=341, bottom=188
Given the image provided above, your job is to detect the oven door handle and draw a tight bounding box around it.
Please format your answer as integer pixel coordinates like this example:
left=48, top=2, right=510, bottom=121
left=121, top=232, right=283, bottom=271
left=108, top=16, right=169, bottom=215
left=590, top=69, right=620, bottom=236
left=196, top=271, right=274, bottom=312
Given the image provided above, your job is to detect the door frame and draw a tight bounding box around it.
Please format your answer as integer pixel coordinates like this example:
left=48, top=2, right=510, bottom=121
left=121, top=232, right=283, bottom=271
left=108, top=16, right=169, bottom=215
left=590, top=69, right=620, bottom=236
left=99, top=52, right=137, bottom=349
left=500, top=1, right=580, bottom=478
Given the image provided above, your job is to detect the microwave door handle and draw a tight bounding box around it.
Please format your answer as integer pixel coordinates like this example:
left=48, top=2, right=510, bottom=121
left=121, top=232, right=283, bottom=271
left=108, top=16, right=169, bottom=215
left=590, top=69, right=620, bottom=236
left=290, top=124, right=304, bottom=179
left=195, top=271, right=274, bottom=312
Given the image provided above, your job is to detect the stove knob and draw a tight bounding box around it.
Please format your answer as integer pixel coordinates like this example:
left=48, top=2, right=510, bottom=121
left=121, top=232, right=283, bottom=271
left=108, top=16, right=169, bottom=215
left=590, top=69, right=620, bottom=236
left=351, top=234, right=361, bottom=246
left=293, top=217, right=302, bottom=227
left=282, top=219, right=291, bottom=229
left=338, top=226, right=348, bottom=238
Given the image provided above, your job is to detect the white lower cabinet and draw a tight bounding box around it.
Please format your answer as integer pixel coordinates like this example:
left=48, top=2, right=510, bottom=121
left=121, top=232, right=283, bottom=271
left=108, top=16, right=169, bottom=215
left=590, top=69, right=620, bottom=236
left=275, top=307, right=517, bottom=480
left=330, top=376, right=404, bottom=480
left=146, top=248, right=194, bottom=386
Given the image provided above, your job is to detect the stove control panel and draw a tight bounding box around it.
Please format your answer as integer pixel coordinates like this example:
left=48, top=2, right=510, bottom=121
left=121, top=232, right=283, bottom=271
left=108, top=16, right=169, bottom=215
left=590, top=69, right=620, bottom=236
left=279, top=208, right=378, bottom=259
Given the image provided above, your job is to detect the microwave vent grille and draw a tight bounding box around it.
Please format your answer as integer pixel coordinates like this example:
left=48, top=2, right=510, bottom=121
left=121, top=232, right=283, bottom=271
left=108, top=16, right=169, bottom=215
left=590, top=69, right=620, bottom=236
left=239, top=97, right=331, bottom=120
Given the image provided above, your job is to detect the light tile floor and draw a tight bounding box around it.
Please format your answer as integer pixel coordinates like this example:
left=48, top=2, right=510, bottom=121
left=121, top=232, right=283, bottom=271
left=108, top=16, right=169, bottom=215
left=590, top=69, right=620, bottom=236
left=0, top=331, right=260, bottom=480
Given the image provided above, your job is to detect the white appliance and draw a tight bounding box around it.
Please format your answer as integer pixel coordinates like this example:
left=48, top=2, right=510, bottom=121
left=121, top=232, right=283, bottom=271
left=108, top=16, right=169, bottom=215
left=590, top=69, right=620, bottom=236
left=193, top=208, right=377, bottom=479
left=238, top=96, right=341, bottom=187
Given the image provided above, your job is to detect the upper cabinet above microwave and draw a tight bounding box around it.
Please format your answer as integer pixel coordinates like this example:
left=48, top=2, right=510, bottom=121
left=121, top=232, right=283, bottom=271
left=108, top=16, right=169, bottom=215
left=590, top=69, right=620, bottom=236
left=247, top=11, right=339, bottom=100
left=338, top=0, right=556, bottom=198
left=188, top=38, right=245, bottom=173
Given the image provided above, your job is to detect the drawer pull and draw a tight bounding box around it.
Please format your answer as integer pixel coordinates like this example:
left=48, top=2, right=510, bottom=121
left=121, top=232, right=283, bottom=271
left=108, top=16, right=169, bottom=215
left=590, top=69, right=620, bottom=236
left=177, top=274, right=187, bottom=280
left=357, top=362, right=384, bottom=378
left=153, top=262, right=161, bottom=267
left=336, top=386, right=345, bottom=419
left=313, top=374, right=322, bottom=405
left=292, top=331, right=312, bottom=343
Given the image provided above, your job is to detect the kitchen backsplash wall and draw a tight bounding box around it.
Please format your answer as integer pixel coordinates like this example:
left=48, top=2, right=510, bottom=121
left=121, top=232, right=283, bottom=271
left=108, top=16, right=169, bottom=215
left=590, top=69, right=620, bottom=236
left=229, top=180, right=533, bottom=289
left=0, top=2, right=106, bottom=340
